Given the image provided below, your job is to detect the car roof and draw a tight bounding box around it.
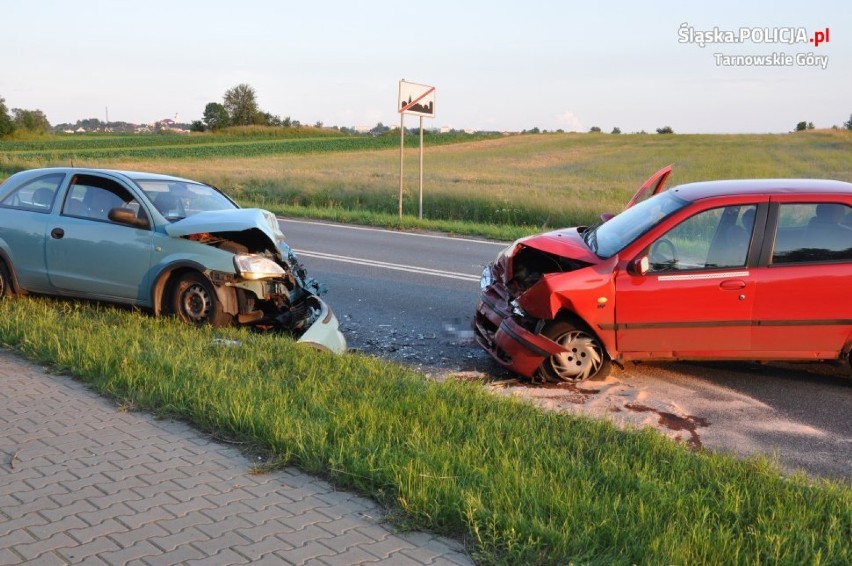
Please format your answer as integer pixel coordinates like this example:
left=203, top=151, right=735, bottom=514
left=4, top=167, right=198, bottom=185
left=669, top=178, right=852, bottom=202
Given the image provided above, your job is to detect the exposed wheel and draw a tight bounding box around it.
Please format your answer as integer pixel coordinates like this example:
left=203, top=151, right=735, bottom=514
left=537, top=321, right=611, bottom=382
left=0, top=261, right=15, bottom=299
left=172, top=272, right=232, bottom=327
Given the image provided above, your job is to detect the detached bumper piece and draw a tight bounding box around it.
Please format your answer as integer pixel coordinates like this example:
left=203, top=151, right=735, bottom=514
left=296, top=296, right=347, bottom=354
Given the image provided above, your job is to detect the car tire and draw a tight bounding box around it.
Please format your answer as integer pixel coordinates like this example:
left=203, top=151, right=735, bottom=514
left=537, top=320, right=611, bottom=382
left=0, top=260, right=15, bottom=299
left=172, top=272, right=232, bottom=327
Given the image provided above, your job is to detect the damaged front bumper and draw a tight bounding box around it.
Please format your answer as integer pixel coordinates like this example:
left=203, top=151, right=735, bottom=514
left=473, top=269, right=566, bottom=377
left=296, top=296, right=347, bottom=354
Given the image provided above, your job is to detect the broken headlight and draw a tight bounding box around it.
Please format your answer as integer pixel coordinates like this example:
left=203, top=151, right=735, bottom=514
left=480, top=264, right=494, bottom=291
left=233, top=254, right=286, bottom=280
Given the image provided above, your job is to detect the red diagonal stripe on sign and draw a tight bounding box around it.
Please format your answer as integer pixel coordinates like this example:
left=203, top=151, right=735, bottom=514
left=400, top=86, right=435, bottom=113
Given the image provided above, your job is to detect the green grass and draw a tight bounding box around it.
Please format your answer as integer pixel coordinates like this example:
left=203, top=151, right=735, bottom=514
left=0, top=297, right=849, bottom=564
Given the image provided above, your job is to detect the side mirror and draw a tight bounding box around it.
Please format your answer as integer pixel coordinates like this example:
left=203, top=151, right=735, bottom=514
left=628, top=255, right=649, bottom=276
left=108, top=207, right=149, bottom=229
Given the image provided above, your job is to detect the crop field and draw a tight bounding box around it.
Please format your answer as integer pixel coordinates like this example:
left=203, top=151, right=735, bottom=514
left=0, top=128, right=494, bottom=162
left=2, top=128, right=851, bottom=239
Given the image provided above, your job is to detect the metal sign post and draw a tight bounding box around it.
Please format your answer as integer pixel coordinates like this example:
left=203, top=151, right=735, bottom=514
left=398, top=80, right=436, bottom=220
left=419, top=116, right=424, bottom=219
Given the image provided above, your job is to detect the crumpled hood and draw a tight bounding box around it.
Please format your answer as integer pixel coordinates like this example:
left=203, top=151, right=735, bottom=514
left=165, top=208, right=285, bottom=248
left=519, top=227, right=600, bottom=263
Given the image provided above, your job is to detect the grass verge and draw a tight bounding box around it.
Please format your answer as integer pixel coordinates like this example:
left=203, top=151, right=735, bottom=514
left=0, top=296, right=849, bottom=564
left=250, top=203, right=528, bottom=242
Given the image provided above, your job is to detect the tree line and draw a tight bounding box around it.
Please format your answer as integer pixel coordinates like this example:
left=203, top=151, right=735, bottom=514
left=3, top=88, right=852, bottom=138
left=0, top=96, right=50, bottom=136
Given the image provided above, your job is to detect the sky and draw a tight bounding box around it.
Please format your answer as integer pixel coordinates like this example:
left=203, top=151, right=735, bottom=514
left=2, top=0, right=849, bottom=133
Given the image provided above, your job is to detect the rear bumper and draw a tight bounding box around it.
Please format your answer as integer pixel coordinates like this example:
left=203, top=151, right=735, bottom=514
left=473, top=285, right=565, bottom=377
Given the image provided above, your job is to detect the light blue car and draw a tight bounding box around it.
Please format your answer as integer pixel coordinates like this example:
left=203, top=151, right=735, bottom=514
left=0, top=167, right=346, bottom=353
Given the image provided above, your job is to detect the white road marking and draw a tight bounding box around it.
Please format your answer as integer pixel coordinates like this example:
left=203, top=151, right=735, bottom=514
left=281, top=218, right=509, bottom=246
left=295, top=249, right=481, bottom=282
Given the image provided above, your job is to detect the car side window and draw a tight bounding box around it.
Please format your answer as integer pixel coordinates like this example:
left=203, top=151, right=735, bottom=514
left=648, top=205, right=756, bottom=272
left=0, top=173, right=65, bottom=213
left=62, top=175, right=149, bottom=227
left=772, top=203, right=852, bottom=264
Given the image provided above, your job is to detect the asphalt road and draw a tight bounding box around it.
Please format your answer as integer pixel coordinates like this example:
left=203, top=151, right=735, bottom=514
left=280, top=218, right=852, bottom=482
left=281, top=218, right=506, bottom=375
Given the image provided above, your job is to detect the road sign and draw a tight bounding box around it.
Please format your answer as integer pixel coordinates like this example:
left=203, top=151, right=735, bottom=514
left=399, top=80, right=436, bottom=118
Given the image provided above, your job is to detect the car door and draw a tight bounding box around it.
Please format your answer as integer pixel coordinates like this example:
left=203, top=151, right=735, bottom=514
left=613, top=200, right=765, bottom=357
left=623, top=164, right=673, bottom=210
left=0, top=171, right=66, bottom=293
left=45, top=174, right=155, bottom=303
left=749, top=198, right=852, bottom=356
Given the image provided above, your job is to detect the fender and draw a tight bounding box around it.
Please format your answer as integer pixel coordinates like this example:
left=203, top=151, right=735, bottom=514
left=517, top=256, right=619, bottom=355
left=150, top=260, right=237, bottom=316
left=0, top=248, right=24, bottom=294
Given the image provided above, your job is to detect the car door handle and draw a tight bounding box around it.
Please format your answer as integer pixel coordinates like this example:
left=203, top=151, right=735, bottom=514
left=50, top=227, right=64, bottom=239
left=719, top=280, right=746, bottom=290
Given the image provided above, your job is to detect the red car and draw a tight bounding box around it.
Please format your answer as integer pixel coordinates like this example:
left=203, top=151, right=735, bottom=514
left=474, top=166, right=852, bottom=381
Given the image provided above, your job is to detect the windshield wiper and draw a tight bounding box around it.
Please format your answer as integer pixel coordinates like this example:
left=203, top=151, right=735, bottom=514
left=582, top=222, right=601, bottom=253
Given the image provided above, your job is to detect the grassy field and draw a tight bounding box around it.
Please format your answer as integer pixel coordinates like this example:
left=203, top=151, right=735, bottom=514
left=0, top=297, right=849, bottom=565
left=2, top=129, right=850, bottom=240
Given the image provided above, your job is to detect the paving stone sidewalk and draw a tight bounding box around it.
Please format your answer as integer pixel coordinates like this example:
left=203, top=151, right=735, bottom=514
left=0, top=350, right=472, bottom=565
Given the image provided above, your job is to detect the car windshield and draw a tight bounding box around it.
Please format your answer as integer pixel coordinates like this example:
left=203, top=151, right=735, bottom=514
left=585, top=190, right=689, bottom=258
left=135, top=180, right=238, bottom=221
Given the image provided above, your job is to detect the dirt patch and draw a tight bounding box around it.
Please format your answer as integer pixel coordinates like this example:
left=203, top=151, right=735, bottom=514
left=477, top=372, right=712, bottom=449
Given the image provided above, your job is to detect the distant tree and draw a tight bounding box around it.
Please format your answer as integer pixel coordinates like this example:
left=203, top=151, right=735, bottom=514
left=611, top=127, right=621, bottom=134
left=807, top=121, right=815, bottom=130
left=223, top=83, right=260, bottom=126
left=370, top=122, right=390, bottom=135
left=263, top=113, right=283, bottom=126
left=795, top=121, right=808, bottom=131
left=0, top=96, right=15, bottom=136
left=12, top=108, right=50, bottom=133
left=282, top=116, right=292, bottom=127
left=656, top=126, right=674, bottom=134
left=589, top=126, right=601, bottom=133
left=845, top=113, right=852, bottom=130
left=203, top=102, right=230, bottom=130
left=79, top=118, right=102, bottom=131
left=314, top=120, right=323, bottom=128
left=190, top=120, right=206, bottom=132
